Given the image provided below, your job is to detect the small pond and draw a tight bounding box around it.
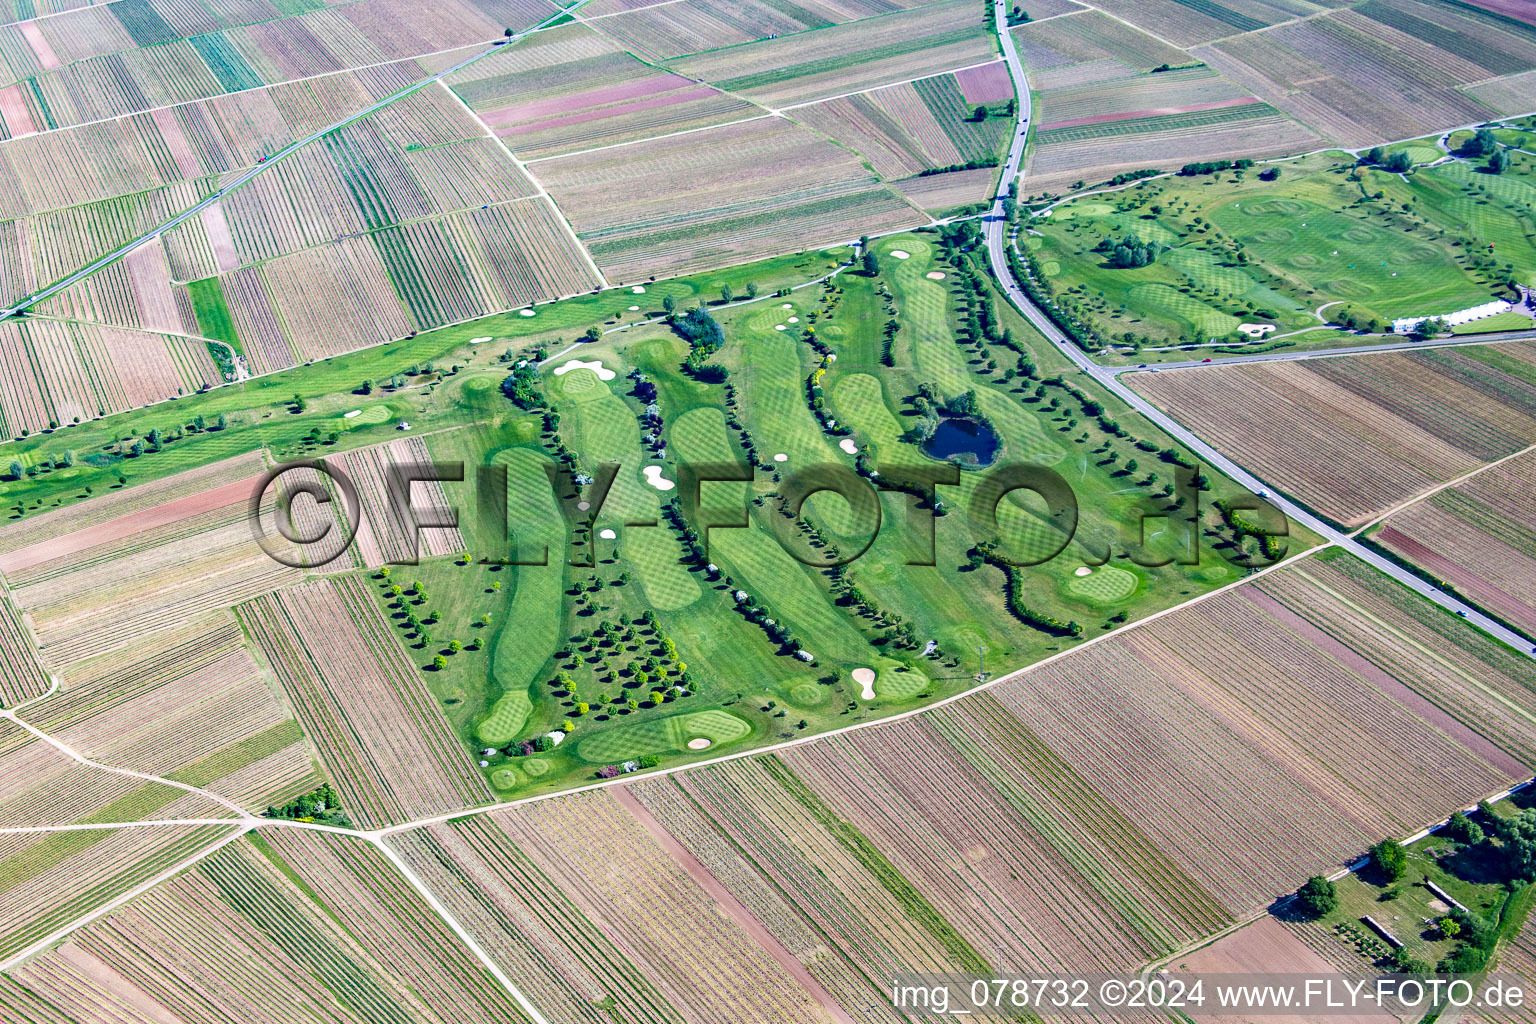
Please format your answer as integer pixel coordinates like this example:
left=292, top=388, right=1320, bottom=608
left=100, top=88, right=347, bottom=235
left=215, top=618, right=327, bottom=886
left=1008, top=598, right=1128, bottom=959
left=922, top=415, right=1000, bottom=467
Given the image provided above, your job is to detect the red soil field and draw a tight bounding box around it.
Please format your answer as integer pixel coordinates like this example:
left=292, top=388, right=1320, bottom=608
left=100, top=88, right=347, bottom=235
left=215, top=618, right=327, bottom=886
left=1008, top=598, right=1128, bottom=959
left=955, top=61, right=1013, bottom=104
left=18, top=22, right=59, bottom=71
left=1039, top=96, right=1261, bottom=130
left=0, top=474, right=264, bottom=574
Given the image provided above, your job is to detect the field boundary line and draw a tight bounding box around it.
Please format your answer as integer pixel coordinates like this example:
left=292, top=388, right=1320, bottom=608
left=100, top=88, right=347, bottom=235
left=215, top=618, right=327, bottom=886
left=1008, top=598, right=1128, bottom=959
left=1116, top=331, right=1536, bottom=369
left=373, top=834, right=553, bottom=1024
left=376, top=542, right=1333, bottom=837
left=0, top=823, right=249, bottom=972
left=434, top=80, right=611, bottom=291
left=0, top=819, right=240, bottom=835
left=1349, top=439, right=1536, bottom=536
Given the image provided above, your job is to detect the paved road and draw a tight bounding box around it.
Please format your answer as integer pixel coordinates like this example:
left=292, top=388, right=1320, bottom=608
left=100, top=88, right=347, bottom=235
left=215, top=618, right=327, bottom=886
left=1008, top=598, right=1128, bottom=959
left=0, top=4, right=584, bottom=323
left=985, top=0, right=1536, bottom=661
left=1109, top=328, right=1536, bottom=373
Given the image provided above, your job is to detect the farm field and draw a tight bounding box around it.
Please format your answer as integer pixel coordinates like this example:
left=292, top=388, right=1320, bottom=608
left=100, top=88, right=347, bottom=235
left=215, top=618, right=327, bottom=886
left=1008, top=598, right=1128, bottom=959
left=1022, top=149, right=1536, bottom=353
left=535, top=117, right=924, bottom=280
left=1156, top=0, right=1536, bottom=144
left=1370, top=447, right=1536, bottom=635
left=667, top=0, right=995, bottom=109
left=239, top=575, right=492, bottom=828
left=446, top=21, right=762, bottom=160
left=1128, top=342, right=1536, bottom=528
left=1013, top=13, right=1320, bottom=191
left=8, top=831, right=540, bottom=1024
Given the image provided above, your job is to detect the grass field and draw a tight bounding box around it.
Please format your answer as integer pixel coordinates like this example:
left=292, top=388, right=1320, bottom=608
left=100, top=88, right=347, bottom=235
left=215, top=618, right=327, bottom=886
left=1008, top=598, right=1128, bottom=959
left=1028, top=151, right=1536, bottom=352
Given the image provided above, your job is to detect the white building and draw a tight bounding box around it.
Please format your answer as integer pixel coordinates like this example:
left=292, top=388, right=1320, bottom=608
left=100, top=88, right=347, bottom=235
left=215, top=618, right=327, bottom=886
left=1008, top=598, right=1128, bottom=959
left=1392, top=299, right=1512, bottom=335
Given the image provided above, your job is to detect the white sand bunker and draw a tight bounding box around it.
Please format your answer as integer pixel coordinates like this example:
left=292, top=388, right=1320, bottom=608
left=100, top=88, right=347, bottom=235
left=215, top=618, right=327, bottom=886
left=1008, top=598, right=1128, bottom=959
left=839, top=438, right=859, bottom=455
left=788, top=316, right=799, bottom=323
left=775, top=324, right=787, bottom=330
left=782, top=302, right=793, bottom=309
left=1238, top=323, right=1275, bottom=337
left=628, top=305, right=639, bottom=311
left=644, top=466, right=675, bottom=491
left=555, top=358, right=616, bottom=381
left=687, top=737, right=711, bottom=750
left=773, top=453, right=788, bottom=462
left=891, top=250, right=910, bottom=259
left=926, top=271, right=946, bottom=280
left=519, top=308, right=536, bottom=317
left=470, top=336, right=491, bottom=344
left=632, top=285, right=646, bottom=293
left=599, top=528, right=616, bottom=540
left=343, top=409, right=362, bottom=419
left=852, top=667, right=876, bottom=699
left=1074, top=566, right=1093, bottom=577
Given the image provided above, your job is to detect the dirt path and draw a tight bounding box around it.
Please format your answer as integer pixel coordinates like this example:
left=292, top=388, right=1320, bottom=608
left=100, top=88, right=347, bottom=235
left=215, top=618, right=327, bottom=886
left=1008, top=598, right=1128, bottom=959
left=610, top=785, right=859, bottom=1024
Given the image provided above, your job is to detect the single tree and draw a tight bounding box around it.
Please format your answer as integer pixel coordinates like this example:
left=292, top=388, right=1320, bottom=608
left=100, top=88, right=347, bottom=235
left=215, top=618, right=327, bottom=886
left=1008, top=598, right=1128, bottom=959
left=1294, top=876, right=1337, bottom=918
left=448, top=640, right=462, bottom=653
left=584, top=326, right=602, bottom=342
left=432, top=654, right=447, bottom=670
left=662, top=293, right=677, bottom=315
left=862, top=248, right=880, bottom=276
left=746, top=281, right=758, bottom=298
left=972, top=104, right=987, bottom=121
left=720, top=283, right=733, bottom=303
left=1490, top=148, right=1510, bottom=174
left=1370, top=839, right=1407, bottom=882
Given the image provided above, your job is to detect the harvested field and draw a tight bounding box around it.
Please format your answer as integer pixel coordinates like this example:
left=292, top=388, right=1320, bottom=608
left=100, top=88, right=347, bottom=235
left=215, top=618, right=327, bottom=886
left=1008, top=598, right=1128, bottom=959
left=1129, top=349, right=1536, bottom=527
left=239, top=576, right=491, bottom=828
left=1375, top=448, right=1536, bottom=634
left=1086, top=0, right=1309, bottom=46
left=12, top=832, right=538, bottom=1024
left=668, top=1, right=993, bottom=108
left=537, top=117, right=922, bottom=280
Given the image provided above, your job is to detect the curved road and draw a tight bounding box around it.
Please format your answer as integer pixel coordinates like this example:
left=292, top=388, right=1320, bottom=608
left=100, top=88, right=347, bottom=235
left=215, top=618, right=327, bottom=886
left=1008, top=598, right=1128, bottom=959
left=985, top=0, right=1536, bottom=660
left=0, top=2, right=588, bottom=323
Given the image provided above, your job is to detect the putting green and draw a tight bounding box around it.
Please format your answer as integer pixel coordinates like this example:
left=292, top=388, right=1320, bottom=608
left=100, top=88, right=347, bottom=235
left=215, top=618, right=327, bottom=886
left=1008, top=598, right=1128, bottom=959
left=875, top=663, right=928, bottom=700
left=522, top=757, right=550, bottom=777
left=1064, top=565, right=1139, bottom=604
left=339, top=405, right=392, bottom=428
left=477, top=688, right=532, bottom=745
left=575, top=709, right=750, bottom=763
left=490, top=768, right=518, bottom=790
